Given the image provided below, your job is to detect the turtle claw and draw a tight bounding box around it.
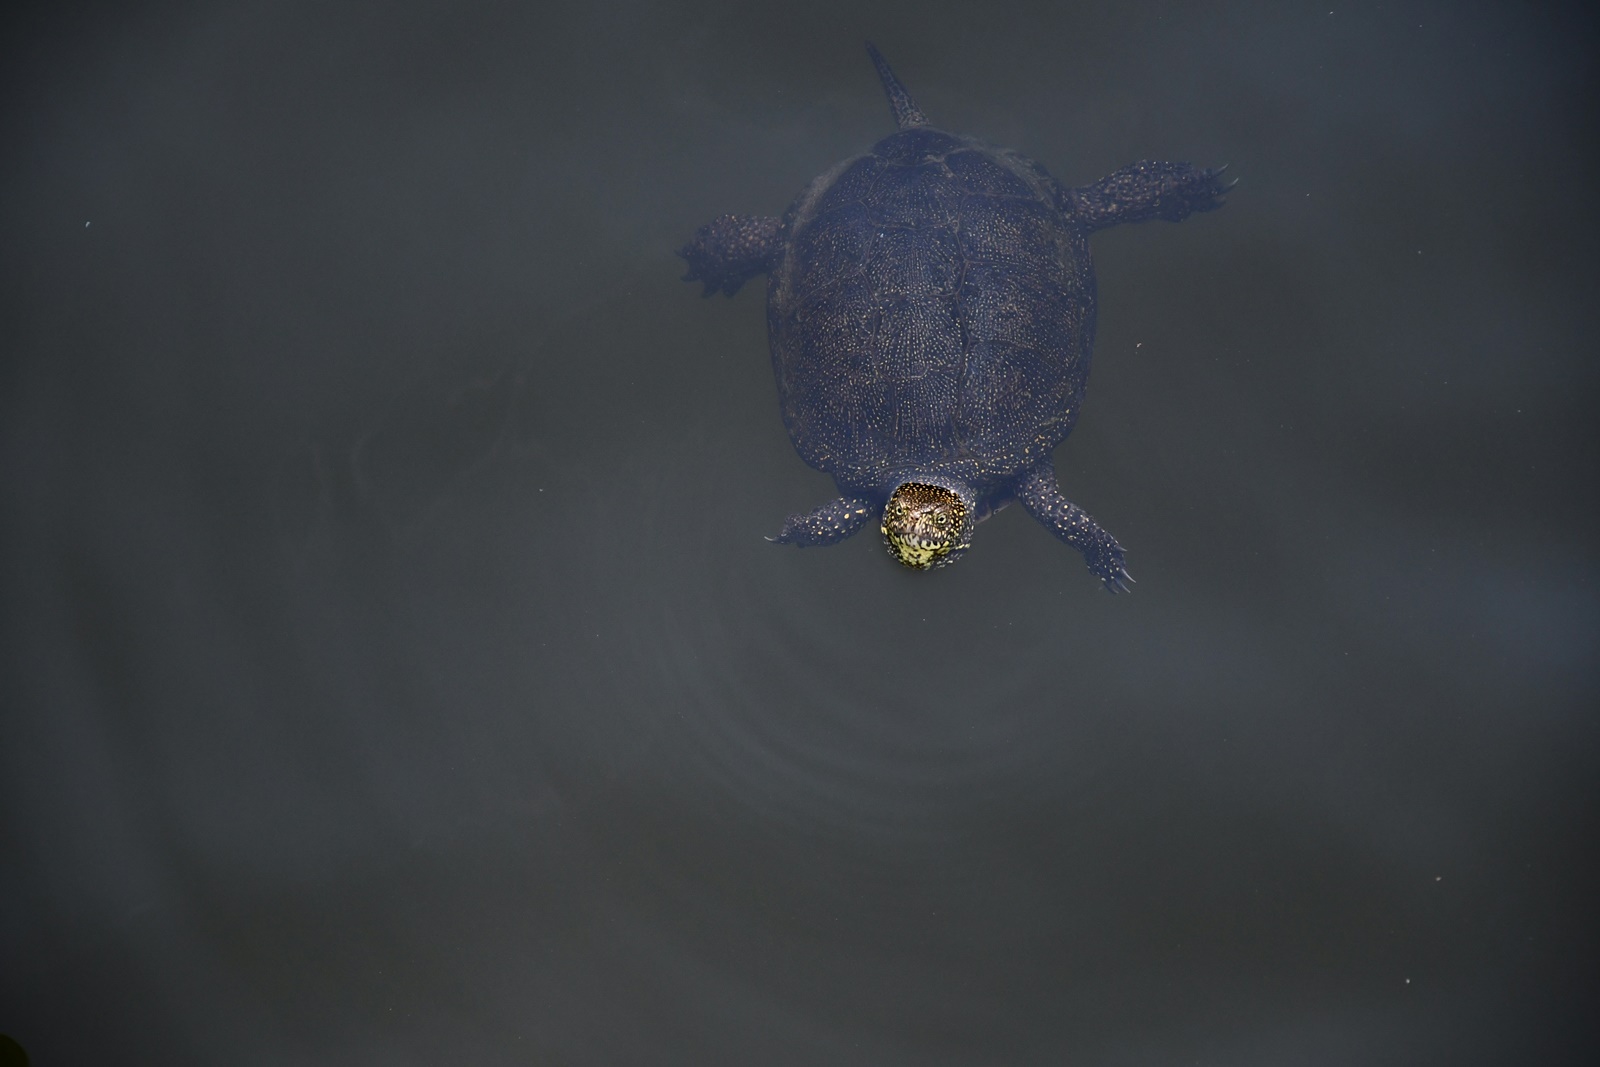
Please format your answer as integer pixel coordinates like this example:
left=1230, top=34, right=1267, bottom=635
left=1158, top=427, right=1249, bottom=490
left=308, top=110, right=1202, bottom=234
left=769, top=498, right=875, bottom=548
left=676, top=241, right=740, bottom=298
left=676, top=252, right=727, bottom=298
left=1072, top=159, right=1237, bottom=229
left=676, top=215, right=783, bottom=299
left=1099, top=563, right=1135, bottom=594
left=1102, top=568, right=1134, bottom=594
left=1191, top=164, right=1236, bottom=212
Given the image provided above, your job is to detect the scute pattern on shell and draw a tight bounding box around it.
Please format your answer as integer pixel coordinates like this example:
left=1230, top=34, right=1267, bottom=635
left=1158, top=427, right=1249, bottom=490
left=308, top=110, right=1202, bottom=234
left=679, top=44, right=1232, bottom=586
left=768, top=129, right=1094, bottom=494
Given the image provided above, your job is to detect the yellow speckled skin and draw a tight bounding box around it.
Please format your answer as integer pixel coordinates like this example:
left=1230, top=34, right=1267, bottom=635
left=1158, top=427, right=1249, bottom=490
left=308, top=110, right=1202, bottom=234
left=880, top=483, right=971, bottom=569
left=679, top=46, right=1229, bottom=587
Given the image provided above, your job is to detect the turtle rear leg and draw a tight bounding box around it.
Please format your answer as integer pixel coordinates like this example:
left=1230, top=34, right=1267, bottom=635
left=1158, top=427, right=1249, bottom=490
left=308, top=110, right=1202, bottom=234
left=768, top=495, right=875, bottom=547
left=1065, top=161, right=1234, bottom=233
left=678, top=214, right=783, bottom=297
left=1015, top=463, right=1132, bottom=592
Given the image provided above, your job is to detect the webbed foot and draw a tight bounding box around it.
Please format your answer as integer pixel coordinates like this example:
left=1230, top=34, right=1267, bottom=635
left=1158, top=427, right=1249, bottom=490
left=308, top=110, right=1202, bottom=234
left=1103, top=563, right=1135, bottom=595
left=677, top=214, right=784, bottom=297
left=768, top=495, right=874, bottom=547
left=1068, top=161, right=1235, bottom=232
left=1077, top=531, right=1133, bottom=594
left=1015, top=462, right=1133, bottom=592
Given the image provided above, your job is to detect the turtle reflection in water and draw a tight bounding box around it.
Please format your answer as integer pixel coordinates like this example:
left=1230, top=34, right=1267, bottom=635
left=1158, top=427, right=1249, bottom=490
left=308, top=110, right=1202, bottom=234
left=679, top=45, right=1232, bottom=589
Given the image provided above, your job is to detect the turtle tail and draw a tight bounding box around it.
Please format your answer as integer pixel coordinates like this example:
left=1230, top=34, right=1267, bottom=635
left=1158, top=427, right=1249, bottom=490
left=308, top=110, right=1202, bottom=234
left=865, top=42, right=928, bottom=129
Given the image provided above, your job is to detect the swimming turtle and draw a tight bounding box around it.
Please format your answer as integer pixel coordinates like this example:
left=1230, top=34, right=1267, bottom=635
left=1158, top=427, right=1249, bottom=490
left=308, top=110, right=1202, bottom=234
left=679, top=45, right=1231, bottom=588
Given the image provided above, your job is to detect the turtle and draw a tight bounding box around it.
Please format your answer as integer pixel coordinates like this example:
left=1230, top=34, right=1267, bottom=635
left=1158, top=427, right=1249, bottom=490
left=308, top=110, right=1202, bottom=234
left=678, top=44, right=1232, bottom=589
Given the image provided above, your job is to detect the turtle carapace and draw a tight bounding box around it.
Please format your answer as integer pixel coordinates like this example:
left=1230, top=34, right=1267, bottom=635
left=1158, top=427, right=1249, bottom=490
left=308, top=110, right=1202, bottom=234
left=679, top=44, right=1232, bottom=589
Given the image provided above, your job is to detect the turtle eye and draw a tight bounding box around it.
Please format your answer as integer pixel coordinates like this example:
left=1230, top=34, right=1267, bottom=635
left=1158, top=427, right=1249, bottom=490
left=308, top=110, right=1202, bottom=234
left=934, top=513, right=947, bottom=527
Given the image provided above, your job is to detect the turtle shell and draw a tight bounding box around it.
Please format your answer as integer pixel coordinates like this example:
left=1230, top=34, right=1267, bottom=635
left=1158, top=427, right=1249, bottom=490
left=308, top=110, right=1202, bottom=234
left=767, top=126, right=1096, bottom=495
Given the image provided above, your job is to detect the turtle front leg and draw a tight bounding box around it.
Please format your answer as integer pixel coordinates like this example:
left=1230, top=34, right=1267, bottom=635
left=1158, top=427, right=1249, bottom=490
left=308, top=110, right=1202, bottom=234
left=1015, top=463, right=1132, bottom=592
left=677, top=214, right=784, bottom=297
left=1065, top=161, right=1234, bottom=233
left=769, top=496, right=875, bottom=547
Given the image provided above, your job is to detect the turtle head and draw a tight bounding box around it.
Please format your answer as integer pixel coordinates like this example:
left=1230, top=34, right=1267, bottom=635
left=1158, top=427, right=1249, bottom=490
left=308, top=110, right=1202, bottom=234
left=881, top=480, right=975, bottom=570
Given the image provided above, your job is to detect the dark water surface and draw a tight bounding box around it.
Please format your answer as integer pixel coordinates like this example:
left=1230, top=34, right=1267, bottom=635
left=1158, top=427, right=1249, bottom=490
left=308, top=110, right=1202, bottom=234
left=4, top=2, right=1597, bottom=1063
